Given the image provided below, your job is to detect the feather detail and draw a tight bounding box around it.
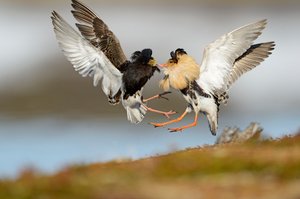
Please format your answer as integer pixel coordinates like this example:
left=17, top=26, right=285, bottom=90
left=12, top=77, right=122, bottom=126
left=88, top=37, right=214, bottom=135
left=51, top=11, right=122, bottom=98
left=71, top=0, right=127, bottom=69
left=198, top=19, right=268, bottom=95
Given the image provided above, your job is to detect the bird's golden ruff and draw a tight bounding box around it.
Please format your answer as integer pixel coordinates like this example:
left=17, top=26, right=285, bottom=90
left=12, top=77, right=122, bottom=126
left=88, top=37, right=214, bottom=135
left=160, top=54, right=200, bottom=91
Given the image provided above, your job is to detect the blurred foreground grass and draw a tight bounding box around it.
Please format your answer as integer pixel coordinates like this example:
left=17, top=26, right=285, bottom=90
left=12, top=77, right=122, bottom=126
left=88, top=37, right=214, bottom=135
left=1, top=132, right=300, bottom=199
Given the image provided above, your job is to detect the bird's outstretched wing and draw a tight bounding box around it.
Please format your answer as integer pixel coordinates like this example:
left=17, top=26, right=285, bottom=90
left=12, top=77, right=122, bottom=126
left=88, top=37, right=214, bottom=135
left=51, top=11, right=122, bottom=97
left=198, top=19, right=268, bottom=95
left=226, top=41, right=275, bottom=89
left=71, top=0, right=127, bottom=69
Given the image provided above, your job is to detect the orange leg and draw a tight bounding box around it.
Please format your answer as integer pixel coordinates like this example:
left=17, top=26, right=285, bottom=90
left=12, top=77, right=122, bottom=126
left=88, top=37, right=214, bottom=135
left=168, top=112, right=199, bottom=133
left=143, top=92, right=172, bottom=102
left=150, top=110, right=188, bottom=128
left=144, top=105, right=176, bottom=119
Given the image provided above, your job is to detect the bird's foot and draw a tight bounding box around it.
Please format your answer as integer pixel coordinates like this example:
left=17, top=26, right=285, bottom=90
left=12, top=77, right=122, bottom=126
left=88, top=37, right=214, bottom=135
left=143, top=91, right=172, bottom=102
left=149, top=122, right=167, bottom=128
left=168, top=127, right=184, bottom=133
left=145, top=106, right=176, bottom=119
left=162, top=110, right=177, bottom=119
left=168, top=119, right=198, bottom=133
left=157, top=91, right=172, bottom=101
left=149, top=110, right=189, bottom=128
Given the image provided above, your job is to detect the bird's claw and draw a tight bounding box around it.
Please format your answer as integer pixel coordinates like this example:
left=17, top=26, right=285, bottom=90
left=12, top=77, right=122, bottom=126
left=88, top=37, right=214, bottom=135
left=143, top=91, right=172, bottom=103
left=149, top=122, right=165, bottom=128
left=158, top=91, right=172, bottom=101
left=168, top=127, right=184, bottom=133
left=163, top=110, right=177, bottom=119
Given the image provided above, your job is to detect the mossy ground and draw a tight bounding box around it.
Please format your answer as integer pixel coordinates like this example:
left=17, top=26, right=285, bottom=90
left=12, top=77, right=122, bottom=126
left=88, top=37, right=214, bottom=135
left=1, top=134, right=300, bottom=199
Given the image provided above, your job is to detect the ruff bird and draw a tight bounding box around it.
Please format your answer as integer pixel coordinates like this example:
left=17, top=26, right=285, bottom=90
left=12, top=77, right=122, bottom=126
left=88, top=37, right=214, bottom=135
left=151, top=19, right=275, bottom=135
left=51, top=0, right=175, bottom=124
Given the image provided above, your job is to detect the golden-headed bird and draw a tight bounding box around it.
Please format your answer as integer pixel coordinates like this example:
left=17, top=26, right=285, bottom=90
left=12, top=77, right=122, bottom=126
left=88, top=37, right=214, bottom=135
left=51, top=0, right=175, bottom=124
left=151, top=19, right=275, bottom=135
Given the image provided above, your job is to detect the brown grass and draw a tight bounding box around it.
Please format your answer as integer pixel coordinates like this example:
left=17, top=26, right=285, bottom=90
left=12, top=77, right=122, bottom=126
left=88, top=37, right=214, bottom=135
left=1, top=133, right=300, bottom=199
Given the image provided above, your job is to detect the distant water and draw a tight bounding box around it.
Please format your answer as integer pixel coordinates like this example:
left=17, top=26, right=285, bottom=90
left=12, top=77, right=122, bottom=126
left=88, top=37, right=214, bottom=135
left=0, top=112, right=299, bottom=178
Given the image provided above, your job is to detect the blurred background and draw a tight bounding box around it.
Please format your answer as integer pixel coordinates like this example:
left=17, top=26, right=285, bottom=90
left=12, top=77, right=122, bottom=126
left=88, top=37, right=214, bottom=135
left=1, top=0, right=299, bottom=178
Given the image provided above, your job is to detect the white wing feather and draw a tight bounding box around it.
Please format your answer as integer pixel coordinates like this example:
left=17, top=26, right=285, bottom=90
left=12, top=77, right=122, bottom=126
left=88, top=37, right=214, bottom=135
left=51, top=11, right=122, bottom=97
left=198, top=19, right=267, bottom=95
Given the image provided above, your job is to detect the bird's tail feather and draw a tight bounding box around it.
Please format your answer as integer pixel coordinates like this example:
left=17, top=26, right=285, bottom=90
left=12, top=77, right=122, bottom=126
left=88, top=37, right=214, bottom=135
left=108, top=89, right=122, bottom=105
left=122, top=93, right=147, bottom=124
left=207, top=113, right=218, bottom=136
left=218, top=92, right=229, bottom=105
left=126, top=105, right=147, bottom=124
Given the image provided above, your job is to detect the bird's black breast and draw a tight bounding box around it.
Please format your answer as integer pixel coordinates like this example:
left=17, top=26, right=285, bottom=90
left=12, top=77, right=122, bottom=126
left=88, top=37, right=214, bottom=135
left=122, top=63, right=158, bottom=99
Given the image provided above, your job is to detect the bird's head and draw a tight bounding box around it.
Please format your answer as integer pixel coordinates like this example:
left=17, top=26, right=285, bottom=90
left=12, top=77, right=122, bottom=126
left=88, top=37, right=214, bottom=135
left=160, top=48, right=188, bottom=67
left=130, top=48, right=157, bottom=67
left=159, top=48, right=200, bottom=91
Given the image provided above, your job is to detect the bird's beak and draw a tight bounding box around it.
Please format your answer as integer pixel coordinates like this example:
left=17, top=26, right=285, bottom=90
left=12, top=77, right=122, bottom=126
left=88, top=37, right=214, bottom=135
left=159, top=63, right=168, bottom=67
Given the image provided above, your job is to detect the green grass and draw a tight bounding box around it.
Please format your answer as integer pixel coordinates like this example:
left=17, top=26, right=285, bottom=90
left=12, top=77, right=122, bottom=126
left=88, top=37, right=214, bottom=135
left=1, top=134, right=300, bottom=199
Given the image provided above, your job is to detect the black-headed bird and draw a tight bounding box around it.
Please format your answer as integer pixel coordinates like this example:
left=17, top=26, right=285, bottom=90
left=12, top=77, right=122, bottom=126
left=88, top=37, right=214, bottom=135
left=51, top=0, right=175, bottom=124
left=151, top=19, right=275, bottom=135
